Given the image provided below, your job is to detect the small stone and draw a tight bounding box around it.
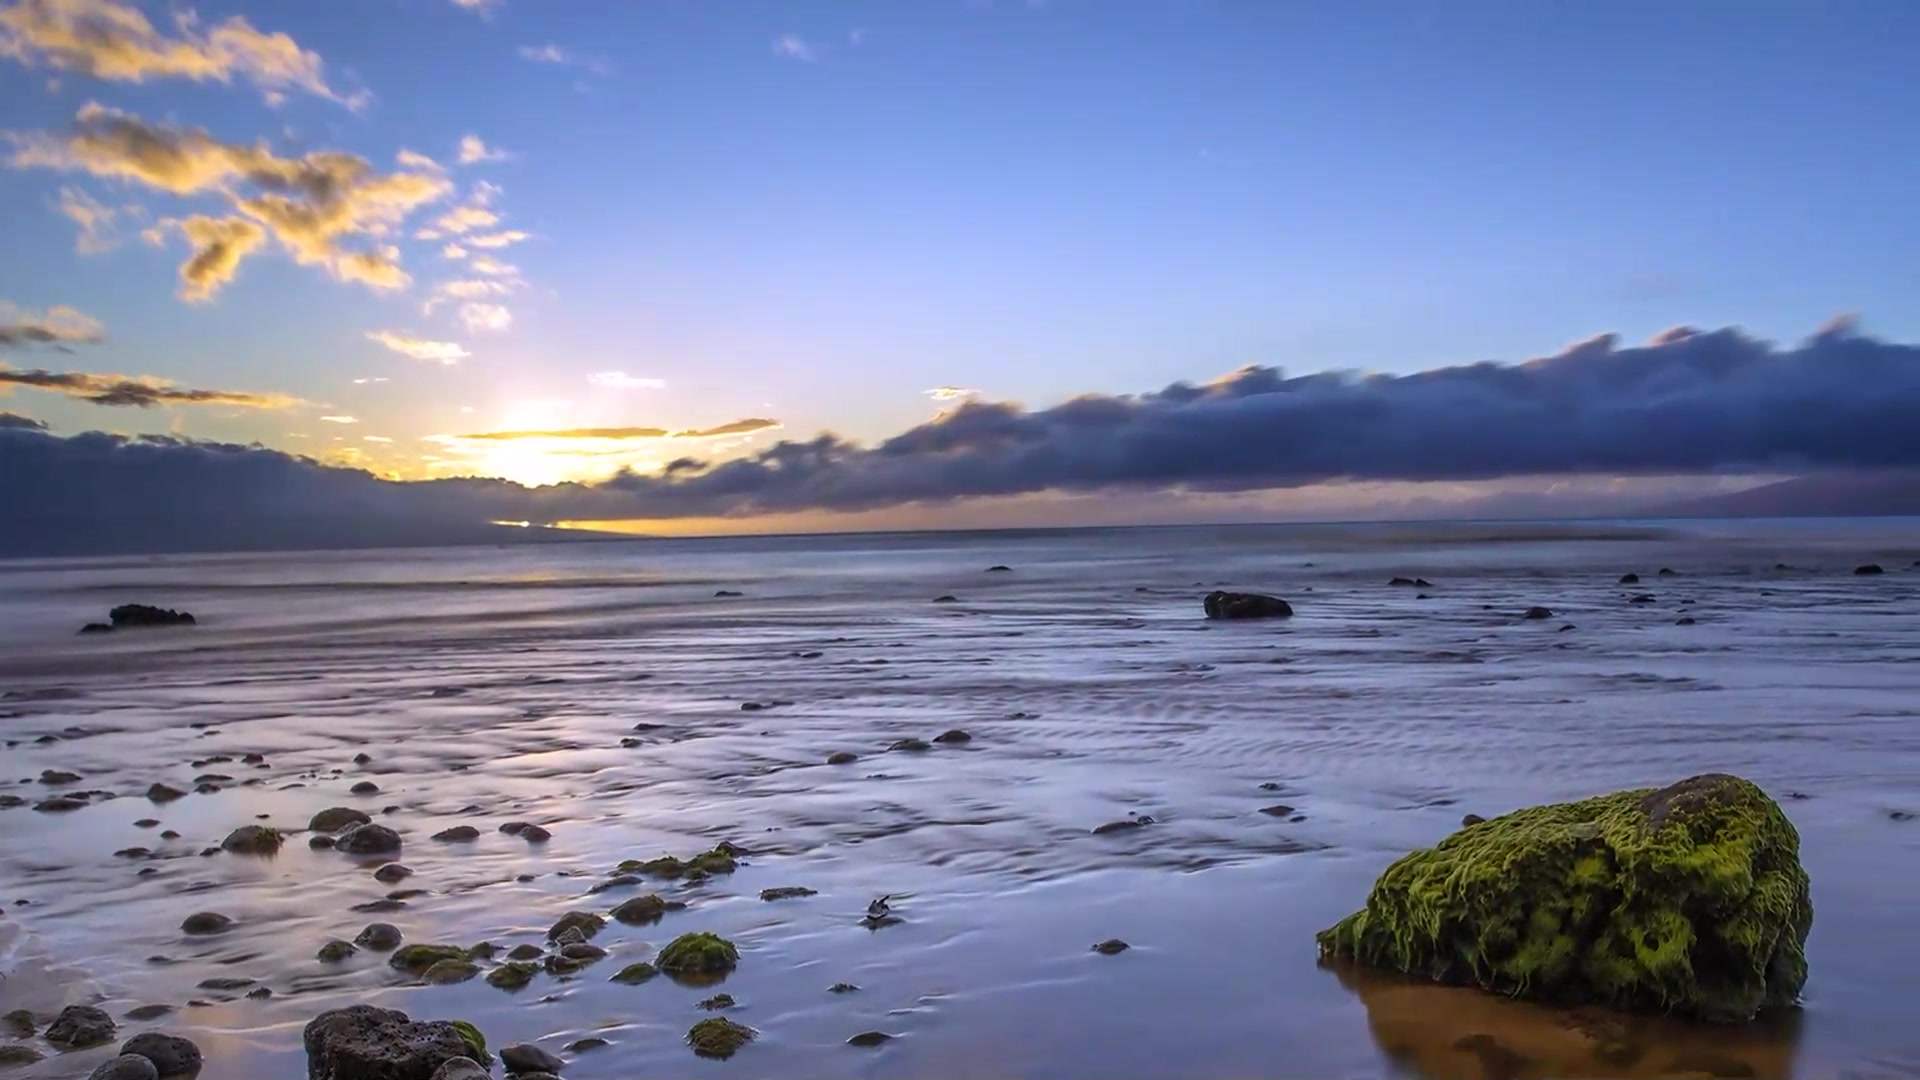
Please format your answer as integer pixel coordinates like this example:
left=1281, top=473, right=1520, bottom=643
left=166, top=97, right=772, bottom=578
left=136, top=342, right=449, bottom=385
left=420, top=960, right=481, bottom=985
left=309, top=835, right=337, bottom=850
left=373, top=863, right=413, bottom=883
left=519, top=824, right=551, bottom=843
left=160, top=830, right=179, bottom=839
left=40, top=769, right=82, bottom=784
left=389, top=944, right=471, bottom=975
left=759, top=886, right=817, bottom=901
left=350, top=781, right=380, bottom=795
left=46, top=1004, right=116, bottom=1048
left=565, top=1037, right=609, bottom=1052
left=687, top=1018, right=755, bottom=1059
left=197, top=977, right=254, bottom=991
left=245, top=987, right=273, bottom=1000
left=88, top=1055, right=159, bottom=1080
left=3, top=1010, right=35, bottom=1038
left=220, top=825, right=283, bottom=855
left=499, top=1043, right=565, bottom=1075
left=828, top=982, right=859, bottom=993
left=352, top=752, right=373, bottom=765
left=432, top=826, right=481, bottom=843
left=431, top=1060, right=491, bottom=1080
left=123, top=1006, right=171, bottom=1022
left=499, top=821, right=530, bottom=835
left=336, top=823, right=401, bottom=855
left=311, top=807, right=371, bottom=832
left=355, top=923, right=403, bottom=950
left=34, top=796, right=86, bottom=812
left=546, top=911, right=606, bottom=941
left=1092, top=938, right=1130, bottom=955
left=1258, top=804, right=1295, bottom=817
left=1677, top=616, right=1697, bottom=626
left=0, top=1046, right=42, bottom=1067
left=986, top=565, right=1012, bottom=572
left=932, top=729, right=972, bottom=744
left=1091, top=816, right=1152, bottom=835
left=888, top=738, right=931, bottom=753
left=507, top=944, right=544, bottom=961
left=1855, top=564, right=1885, bottom=576
left=1619, top=572, right=1640, bottom=584
left=697, top=993, right=735, bottom=1010
left=318, top=939, right=358, bottom=963
left=658, top=931, right=739, bottom=974
left=180, top=912, right=232, bottom=935
left=931, top=595, right=958, bottom=603
left=1462, top=813, right=1487, bottom=827
left=847, top=1031, right=892, bottom=1048
left=1522, top=606, right=1552, bottom=620
left=559, top=942, right=608, bottom=963
left=826, top=751, right=858, bottom=765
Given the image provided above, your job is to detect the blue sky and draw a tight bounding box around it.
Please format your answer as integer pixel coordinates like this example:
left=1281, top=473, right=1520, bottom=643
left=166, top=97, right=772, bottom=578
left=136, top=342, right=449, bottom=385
left=2, top=0, right=1916, bottom=497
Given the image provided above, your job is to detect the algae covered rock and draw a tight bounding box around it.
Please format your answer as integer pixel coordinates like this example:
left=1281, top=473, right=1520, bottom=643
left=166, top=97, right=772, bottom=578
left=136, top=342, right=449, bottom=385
left=1316, top=774, right=1811, bottom=1022
left=686, top=1017, right=754, bottom=1059
left=657, top=932, right=739, bottom=974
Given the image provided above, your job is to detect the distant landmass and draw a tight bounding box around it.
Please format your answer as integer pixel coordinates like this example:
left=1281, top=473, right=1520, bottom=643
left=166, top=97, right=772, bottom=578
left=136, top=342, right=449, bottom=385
left=1653, top=471, right=1920, bottom=519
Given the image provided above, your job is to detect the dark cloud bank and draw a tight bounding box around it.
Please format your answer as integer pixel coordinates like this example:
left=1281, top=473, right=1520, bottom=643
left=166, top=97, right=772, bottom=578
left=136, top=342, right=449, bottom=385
left=6, top=322, right=1920, bottom=555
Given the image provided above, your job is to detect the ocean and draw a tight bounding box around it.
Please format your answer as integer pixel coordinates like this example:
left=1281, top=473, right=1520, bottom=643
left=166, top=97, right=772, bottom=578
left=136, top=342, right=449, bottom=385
left=1, top=519, right=1917, bottom=1079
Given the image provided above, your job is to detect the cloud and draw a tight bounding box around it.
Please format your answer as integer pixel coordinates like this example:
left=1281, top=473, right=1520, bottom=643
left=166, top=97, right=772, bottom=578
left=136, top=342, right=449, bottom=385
left=451, top=0, right=501, bottom=15
left=363, top=435, right=392, bottom=443
left=0, top=411, right=48, bottom=430
left=926, top=385, right=978, bottom=401
left=433, top=204, right=499, bottom=234
left=772, top=35, right=816, bottom=62
left=457, top=302, right=511, bottom=333
left=396, top=149, right=442, bottom=171
left=517, top=43, right=608, bottom=74
left=442, top=243, right=469, bottom=259
left=0, top=0, right=359, bottom=106
left=0, top=302, right=105, bottom=347
left=352, top=377, right=388, bottom=384
left=589, top=372, right=666, bottom=390
left=457, top=134, right=509, bottom=165
left=469, top=255, right=516, bottom=276
left=365, top=330, right=468, bottom=364
left=55, top=185, right=137, bottom=253
left=466, top=229, right=527, bottom=249
left=10, top=105, right=449, bottom=298
left=171, top=214, right=267, bottom=300
left=450, top=419, right=780, bottom=442
left=0, top=365, right=297, bottom=408
left=319, top=415, right=356, bottom=424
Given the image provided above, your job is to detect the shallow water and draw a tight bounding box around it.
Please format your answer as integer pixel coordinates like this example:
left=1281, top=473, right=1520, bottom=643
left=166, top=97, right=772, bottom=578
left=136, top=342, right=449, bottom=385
left=1, top=520, right=1918, bottom=1079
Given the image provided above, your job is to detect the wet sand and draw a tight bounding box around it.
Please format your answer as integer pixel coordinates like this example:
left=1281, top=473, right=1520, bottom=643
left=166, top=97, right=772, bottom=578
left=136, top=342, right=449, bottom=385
left=1, top=521, right=1917, bottom=1078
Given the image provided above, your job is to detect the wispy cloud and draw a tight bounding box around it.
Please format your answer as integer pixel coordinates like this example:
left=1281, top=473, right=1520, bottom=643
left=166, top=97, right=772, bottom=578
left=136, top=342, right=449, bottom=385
left=319, top=415, right=357, bottom=424
left=0, top=365, right=298, bottom=408
left=588, top=372, right=666, bottom=390
left=10, top=105, right=449, bottom=299
left=351, top=377, right=389, bottom=384
left=926, top=385, right=979, bottom=401
left=0, top=301, right=104, bottom=347
left=457, top=134, right=510, bottom=165
left=365, top=330, right=468, bottom=364
left=772, top=35, right=816, bottom=62
left=0, top=0, right=364, bottom=107
left=469, top=255, right=516, bottom=276
left=457, top=302, right=511, bottom=333
left=466, top=229, right=527, bottom=249
left=517, top=43, right=609, bottom=75
left=449, top=419, right=781, bottom=441
left=396, top=149, right=442, bottom=171
left=433, top=204, right=500, bottom=235
left=54, top=185, right=137, bottom=253
left=362, top=435, right=393, bottom=443
left=442, top=243, right=469, bottom=260
left=450, top=0, right=501, bottom=16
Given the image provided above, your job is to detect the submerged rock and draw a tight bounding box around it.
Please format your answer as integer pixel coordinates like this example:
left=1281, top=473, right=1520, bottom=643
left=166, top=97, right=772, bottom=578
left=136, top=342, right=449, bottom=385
left=933, top=729, right=972, bottom=744
left=356, top=924, right=403, bottom=951
left=373, top=863, right=412, bottom=884
left=759, top=886, right=817, bottom=901
left=87, top=1055, right=158, bottom=1080
left=609, top=961, right=658, bottom=985
left=499, top=1044, right=564, bottom=1075
left=610, top=894, right=685, bottom=925
left=2, top=1010, right=34, bottom=1038
left=1316, top=773, right=1812, bottom=1021
left=390, top=945, right=470, bottom=975
left=0, top=1046, right=43, bottom=1067
left=1855, top=564, right=1885, bottom=576
left=1092, top=939, right=1130, bottom=955
left=120, top=1032, right=201, bottom=1076
left=546, top=912, right=606, bottom=942
left=430, top=1060, right=489, bottom=1080
left=1522, top=606, right=1553, bottom=620
left=686, top=1018, right=754, bottom=1059
left=888, top=738, right=932, bottom=753
left=46, top=1005, right=116, bottom=1048
left=221, top=825, right=282, bottom=855
left=486, top=962, right=539, bottom=991
left=420, top=960, right=480, bottom=985
left=318, top=939, right=359, bottom=963
left=180, top=912, right=232, bottom=935
left=432, top=826, right=480, bottom=843
left=825, top=751, right=859, bottom=765
left=311, top=807, right=371, bottom=833
left=657, top=932, right=739, bottom=974
left=336, top=823, right=401, bottom=855
left=1619, top=573, right=1640, bottom=584
left=1202, top=590, right=1293, bottom=620
left=847, top=1030, right=892, bottom=1047
left=303, top=1005, right=473, bottom=1080
left=146, top=782, right=187, bottom=803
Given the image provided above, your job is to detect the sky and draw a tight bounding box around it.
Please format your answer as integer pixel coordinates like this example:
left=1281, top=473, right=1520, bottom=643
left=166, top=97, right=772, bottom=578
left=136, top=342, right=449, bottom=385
left=3, top=0, right=1920, bottom=546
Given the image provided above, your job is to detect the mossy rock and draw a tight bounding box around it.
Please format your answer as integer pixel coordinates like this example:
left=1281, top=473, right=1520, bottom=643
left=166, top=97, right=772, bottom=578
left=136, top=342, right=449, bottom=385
left=609, top=962, right=658, bottom=985
left=449, top=1019, right=490, bottom=1066
left=686, top=848, right=738, bottom=875
left=420, top=959, right=480, bottom=985
left=388, top=944, right=470, bottom=975
left=619, top=855, right=687, bottom=878
left=486, top=961, right=539, bottom=991
left=687, top=1017, right=754, bottom=1059
left=1316, top=774, right=1812, bottom=1021
left=657, top=932, right=739, bottom=974
left=546, top=911, right=606, bottom=941
left=610, top=893, right=686, bottom=925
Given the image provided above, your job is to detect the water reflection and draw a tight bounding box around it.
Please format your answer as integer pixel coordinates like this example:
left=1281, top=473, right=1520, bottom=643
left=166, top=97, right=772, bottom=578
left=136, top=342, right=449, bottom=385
left=1326, top=959, right=1803, bottom=1079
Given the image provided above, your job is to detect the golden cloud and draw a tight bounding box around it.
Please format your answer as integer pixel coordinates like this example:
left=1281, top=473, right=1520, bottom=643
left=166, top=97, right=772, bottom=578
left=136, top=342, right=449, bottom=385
left=450, top=419, right=780, bottom=441
left=174, top=214, right=266, bottom=301
left=365, top=330, right=468, bottom=364
left=0, top=364, right=298, bottom=408
left=0, top=301, right=104, bottom=346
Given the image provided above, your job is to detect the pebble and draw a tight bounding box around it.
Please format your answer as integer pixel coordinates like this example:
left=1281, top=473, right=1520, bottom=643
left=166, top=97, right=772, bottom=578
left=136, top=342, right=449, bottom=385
left=180, top=912, right=232, bottom=935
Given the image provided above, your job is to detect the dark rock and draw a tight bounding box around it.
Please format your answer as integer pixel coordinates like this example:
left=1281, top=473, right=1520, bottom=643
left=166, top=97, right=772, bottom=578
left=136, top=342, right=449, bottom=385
left=985, top=565, right=1012, bottom=572
left=1202, top=590, right=1293, bottom=620
left=318, top=939, right=358, bottom=963
left=355, top=923, right=403, bottom=950
left=486, top=961, right=539, bottom=990
left=39, top=769, right=82, bottom=784
left=247, top=987, right=273, bottom=1000
left=826, top=751, right=858, bottom=765
left=888, top=737, right=931, bottom=753
left=686, top=1018, right=754, bottom=1059
left=133, top=818, right=160, bottom=828
left=759, top=886, right=817, bottom=901
left=88, top=1055, right=159, bottom=1080
left=373, top=863, right=412, bottom=884
left=160, top=830, right=179, bottom=839
left=432, top=826, right=480, bottom=843
left=35, top=796, right=86, bottom=812
left=197, top=977, right=254, bottom=991
left=350, top=781, right=380, bottom=795
left=389, top=945, right=471, bottom=976
left=610, top=894, right=685, bottom=924
left=420, top=960, right=480, bottom=985
left=1091, top=816, right=1152, bottom=835
left=931, top=595, right=958, bottom=603
left=1257, top=804, right=1295, bottom=817
left=108, top=605, right=196, bottom=629
left=1891, top=810, right=1915, bottom=822
left=565, top=1037, right=609, bottom=1053
left=713, top=590, right=743, bottom=598
left=309, top=835, right=337, bottom=850
left=499, top=1044, right=564, bottom=1075
left=180, top=912, right=232, bottom=935
left=847, top=1031, right=892, bottom=1047
left=1630, top=593, right=1656, bottom=604
left=1855, top=564, right=1885, bottom=576
left=1657, top=568, right=1676, bottom=577
left=1462, top=813, right=1487, bottom=827
left=658, top=932, right=739, bottom=974
left=1522, top=606, right=1552, bottom=620
left=1092, top=939, right=1130, bottom=955
left=507, top=944, right=543, bottom=961
left=302, top=1005, right=474, bottom=1080
left=498, top=821, right=529, bottom=835
left=311, top=807, right=372, bottom=833
left=1619, top=573, right=1640, bottom=584
left=123, top=1006, right=171, bottom=1022
left=352, top=898, right=408, bottom=914
left=80, top=622, right=115, bottom=635
left=828, top=982, right=859, bottom=993
left=221, top=825, right=283, bottom=855
left=547, top=912, right=606, bottom=941
left=0, top=1045, right=42, bottom=1067
left=519, top=825, right=551, bottom=843
left=336, top=823, right=402, bottom=855
left=609, top=961, right=657, bottom=985
left=2, top=1010, right=34, bottom=1038
left=431, top=1061, right=490, bottom=1080
left=697, top=994, right=735, bottom=1010
left=1677, top=616, right=1697, bottom=626
left=46, top=1004, right=116, bottom=1048
left=932, top=729, right=972, bottom=744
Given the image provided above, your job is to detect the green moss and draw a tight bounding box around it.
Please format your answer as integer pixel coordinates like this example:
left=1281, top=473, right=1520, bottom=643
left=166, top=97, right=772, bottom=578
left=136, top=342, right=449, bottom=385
left=546, top=911, right=607, bottom=941
left=610, top=961, right=658, bottom=985
left=687, top=848, right=738, bottom=875
left=610, top=893, right=685, bottom=925
left=421, top=959, right=480, bottom=984
left=696, top=993, right=735, bottom=1010
left=1316, top=774, right=1812, bottom=1021
left=687, top=1017, right=755, bottom=1059
left=485, top=961, right=539, bottom=991
left=388, top=944, right=470, bottom=974
left=657, top=932, right=740, bottom=974
left=449, top=1020, right=490, bottom=1065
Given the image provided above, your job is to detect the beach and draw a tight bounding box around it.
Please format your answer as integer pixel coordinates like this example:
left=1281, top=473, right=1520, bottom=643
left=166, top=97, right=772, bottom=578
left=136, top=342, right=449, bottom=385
left=1, top=519, right=1917, bottom=1079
